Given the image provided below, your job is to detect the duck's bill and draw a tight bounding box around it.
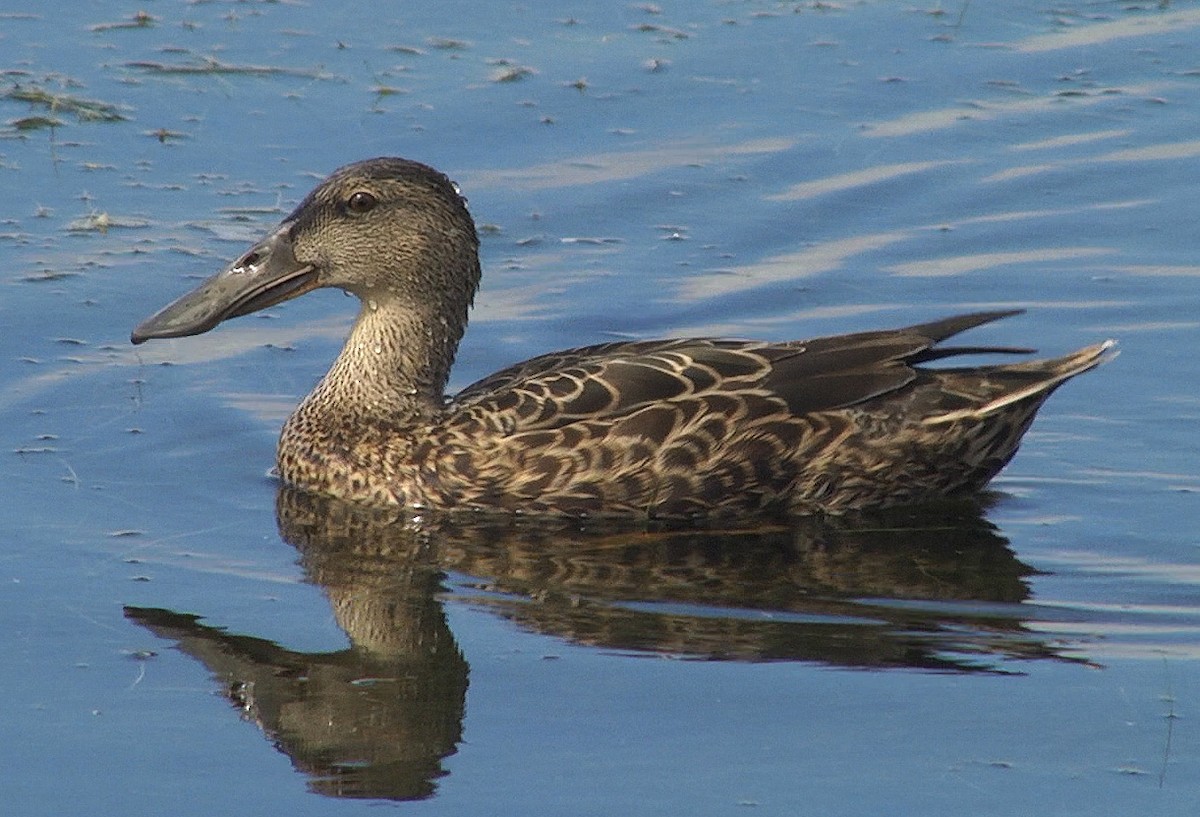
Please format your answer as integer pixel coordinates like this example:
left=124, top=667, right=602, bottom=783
left=131, top=224, right=319, bottom=344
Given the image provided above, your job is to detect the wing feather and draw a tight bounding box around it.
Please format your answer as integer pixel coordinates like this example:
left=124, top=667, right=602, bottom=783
left=448, top=311, right=1033, bottom=436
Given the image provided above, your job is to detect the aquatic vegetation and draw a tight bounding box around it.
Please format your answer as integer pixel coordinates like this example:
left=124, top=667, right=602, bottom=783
left=9, top=115, right=63, bottom=131
left=66, top=211, right=150, bottom=232
left=88, top=11, right=156, bottom=32
left=1, top=82, right=128, bottom=122
left=124, top=56, right=338, bottom=81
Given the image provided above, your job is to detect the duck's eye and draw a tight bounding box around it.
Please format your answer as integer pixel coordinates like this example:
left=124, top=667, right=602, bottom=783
left=346, top=191, right=377, bottom=214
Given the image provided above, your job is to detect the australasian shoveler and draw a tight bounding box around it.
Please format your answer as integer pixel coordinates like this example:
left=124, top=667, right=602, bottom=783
left=132, top=157, right=1115, bottom=517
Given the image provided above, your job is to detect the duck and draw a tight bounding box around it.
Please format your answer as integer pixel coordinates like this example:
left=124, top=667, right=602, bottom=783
left=132, top=157, right=1115, bottom=518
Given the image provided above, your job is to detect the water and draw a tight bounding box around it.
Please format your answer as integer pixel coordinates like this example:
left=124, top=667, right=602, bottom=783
left=2, top=1, right=1198, bottom=814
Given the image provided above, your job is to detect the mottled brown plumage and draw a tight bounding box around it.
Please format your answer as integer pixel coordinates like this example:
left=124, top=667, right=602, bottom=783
left=132, top=157, right=1115, bottom=518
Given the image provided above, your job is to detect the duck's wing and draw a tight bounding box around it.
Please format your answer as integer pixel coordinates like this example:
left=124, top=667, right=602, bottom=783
left=449, top=310, right=1032, bottom=433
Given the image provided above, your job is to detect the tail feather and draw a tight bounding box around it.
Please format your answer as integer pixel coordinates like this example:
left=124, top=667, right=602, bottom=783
left=922, top=339, right=1117, bottom=425
left=911, top=344, right=1036, bottom=363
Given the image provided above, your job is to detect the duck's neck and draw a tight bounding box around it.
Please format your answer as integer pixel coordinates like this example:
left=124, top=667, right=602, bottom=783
left=300, top=295, right=465, bottom=425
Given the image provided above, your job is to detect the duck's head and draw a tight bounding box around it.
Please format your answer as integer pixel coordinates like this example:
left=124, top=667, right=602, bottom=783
left=131, top=157, right=480, bottom=344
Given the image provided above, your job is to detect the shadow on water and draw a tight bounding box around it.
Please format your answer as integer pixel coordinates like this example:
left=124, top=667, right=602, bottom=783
left=126, top=488, right=1093, bottom=801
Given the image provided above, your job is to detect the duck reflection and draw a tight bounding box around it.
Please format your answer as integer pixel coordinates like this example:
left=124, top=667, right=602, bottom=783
left=124, top=510, right=466, bottom=801
left=126, top=488, right=1084, bottom=801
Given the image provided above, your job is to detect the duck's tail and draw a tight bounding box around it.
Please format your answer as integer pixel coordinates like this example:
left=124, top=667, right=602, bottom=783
left=922, top=339, right=1117, bottom=425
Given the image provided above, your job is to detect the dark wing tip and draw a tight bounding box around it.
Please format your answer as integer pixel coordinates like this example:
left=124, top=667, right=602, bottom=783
left=906, top=309, right=1025, bottom=343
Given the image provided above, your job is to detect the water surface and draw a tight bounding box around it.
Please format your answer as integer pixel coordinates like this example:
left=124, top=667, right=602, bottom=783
left=2, top=2, right=1198, bottom=815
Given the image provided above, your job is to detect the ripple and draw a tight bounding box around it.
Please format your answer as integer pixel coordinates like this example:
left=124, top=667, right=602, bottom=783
left=1015, top=8, right=1200, bottom=53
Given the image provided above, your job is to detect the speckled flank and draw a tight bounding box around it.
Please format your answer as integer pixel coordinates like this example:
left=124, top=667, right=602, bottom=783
left=137, top=158, right=1115, bottom=518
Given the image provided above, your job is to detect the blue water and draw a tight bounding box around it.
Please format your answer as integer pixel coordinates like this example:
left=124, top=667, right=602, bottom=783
left=2, top=2, right=1198, bottom=815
